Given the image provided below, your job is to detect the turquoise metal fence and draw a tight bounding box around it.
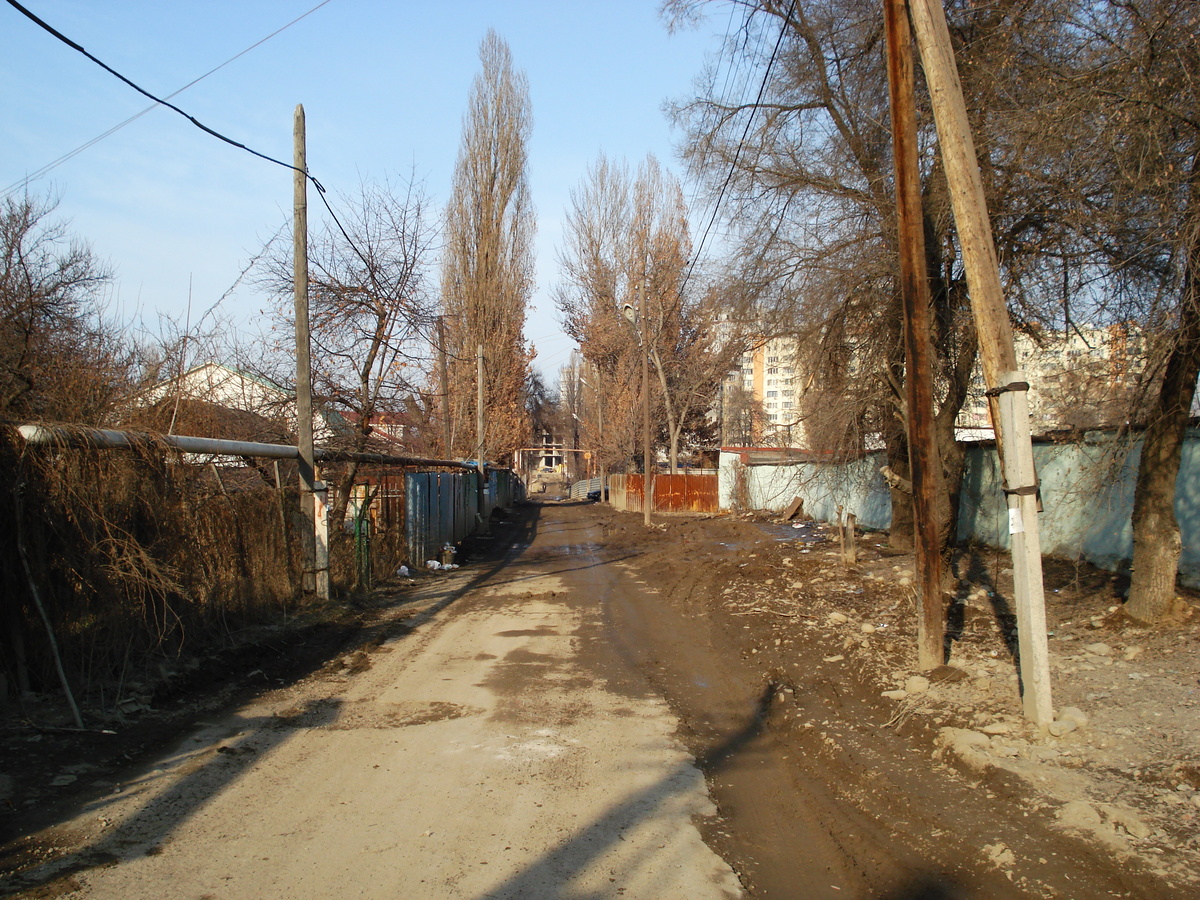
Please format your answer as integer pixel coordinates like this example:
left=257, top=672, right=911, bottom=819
left=402, top=468, right=522, bottom=565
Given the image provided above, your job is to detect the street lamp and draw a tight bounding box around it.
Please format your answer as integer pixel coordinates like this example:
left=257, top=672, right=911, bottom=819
left=622, top=297, right=652, bottom=527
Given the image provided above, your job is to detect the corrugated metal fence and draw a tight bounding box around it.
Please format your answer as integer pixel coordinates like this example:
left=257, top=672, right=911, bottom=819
left=403, top=468, right=520, bottom=564
left=569, top=476, right=605, bottom=500
left=604, top=471, right=719, bottom=515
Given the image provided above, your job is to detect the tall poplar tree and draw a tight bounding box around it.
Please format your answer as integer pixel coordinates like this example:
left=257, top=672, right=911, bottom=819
left=440, top=30, right=536, bottom=463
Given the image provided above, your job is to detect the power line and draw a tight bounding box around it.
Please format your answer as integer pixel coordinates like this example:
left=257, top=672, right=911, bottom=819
left=683, top=1, right=761, bottom=206
left=680, top=0, right=797, bottom=299
left=3, top=0, right=336, bottom=198
left=5, top=0, right=322, bottom=190
left=3, top=0, right=405, bottom=330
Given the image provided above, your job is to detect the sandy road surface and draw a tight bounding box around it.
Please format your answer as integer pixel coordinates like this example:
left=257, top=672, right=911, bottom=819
left=8, top=500, right=1182, bottom=899
left=7, top=504, right=742, bottom=899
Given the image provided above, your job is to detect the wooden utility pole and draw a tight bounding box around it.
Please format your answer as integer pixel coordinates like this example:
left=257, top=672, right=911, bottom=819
left=908, top=0, right=1052, bottom=723
left=437, top=317, right=452, bottom=457
left=293, top=104, right=319, bottom=598
left=596, top=365, right=606, bottom=500
left=640, top=282, right=652, bottom=527
left=476, top=345, right=485, bottom=468
left=884, top=0, right=945, bottom=671
left=476, top=344, right=486, bottom=514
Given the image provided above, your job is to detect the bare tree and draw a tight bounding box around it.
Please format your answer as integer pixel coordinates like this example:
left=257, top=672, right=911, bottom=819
left=0, top=193, right=126, bottom=424
left=440, top=30, right=536, bottom=464
left=666, top=0, right=957, bottom=553
left=555, top=156, right=641, bottom=471
left=556, top=155, right=744, bottom=473
left=259, top=178, right=437, bottom=527
left=664, top=0, right=1115, bottom=565
left=1071, top=0, right=1200, bottom=623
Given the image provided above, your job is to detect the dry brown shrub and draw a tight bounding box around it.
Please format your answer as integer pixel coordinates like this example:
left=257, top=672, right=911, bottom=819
left=1, top=427, right=300, bottom=709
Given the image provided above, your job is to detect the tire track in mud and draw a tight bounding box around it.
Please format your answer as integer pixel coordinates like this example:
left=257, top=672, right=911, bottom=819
left=584, top=502, right=1180, bottom=899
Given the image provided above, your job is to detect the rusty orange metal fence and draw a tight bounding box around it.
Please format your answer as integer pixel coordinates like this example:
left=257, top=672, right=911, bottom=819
left=606, top=472, right=718, bottom=515
left=654, top=473, right=719, bottom=513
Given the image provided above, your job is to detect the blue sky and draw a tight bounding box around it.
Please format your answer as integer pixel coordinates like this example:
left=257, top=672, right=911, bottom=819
left=1, top=0, right=733, bottom=382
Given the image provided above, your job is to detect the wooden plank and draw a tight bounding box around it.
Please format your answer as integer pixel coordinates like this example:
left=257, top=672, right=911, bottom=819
left=781, top=496, right=805, bottom=521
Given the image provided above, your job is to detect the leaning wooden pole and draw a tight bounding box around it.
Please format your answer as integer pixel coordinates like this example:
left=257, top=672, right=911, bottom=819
left=908, top=0, right=1053, bottom=723
left=885, top=0, right=945, bottom=671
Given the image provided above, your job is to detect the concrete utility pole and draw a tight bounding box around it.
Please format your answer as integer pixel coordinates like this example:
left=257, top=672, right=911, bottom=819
left=908, top=0, right=1052, bottom=723
left=293, top=104, right=322, bottom=599
left=580, top=368, right=606, bottom=496
left=621, top=291, right=653, bottom=526
left=884, top=0, right=945, bottom=671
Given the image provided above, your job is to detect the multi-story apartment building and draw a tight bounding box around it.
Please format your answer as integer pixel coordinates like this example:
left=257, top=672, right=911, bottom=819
left=956, top=323, right=1147, bottom=433
left=723, top=322, right=1147, bottom=448
left=721, top=335, right=809, bottom=447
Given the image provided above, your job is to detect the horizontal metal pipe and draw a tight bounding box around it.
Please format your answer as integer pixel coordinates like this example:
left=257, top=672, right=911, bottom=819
left=18, top=424, right=303, bottom=459
left=314, top=449, right=479, bottom=471
left=17, top=424, right=481, bottom=472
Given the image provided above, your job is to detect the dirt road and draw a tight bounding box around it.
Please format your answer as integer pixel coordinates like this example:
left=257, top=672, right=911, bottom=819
left=3, top=500, right=1189, bottom=898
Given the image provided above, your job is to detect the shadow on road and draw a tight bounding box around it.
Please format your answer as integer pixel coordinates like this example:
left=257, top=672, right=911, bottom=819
left=0, top=698, right=343, bottom=896
left=471, top=680, right=966, bottom=900
left=1, top=504, right=552, bottom=894
left=469, top=683, right=778, bottom=900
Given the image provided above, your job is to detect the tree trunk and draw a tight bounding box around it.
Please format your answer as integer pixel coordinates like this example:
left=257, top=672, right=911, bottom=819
left=1126, top=162, right=1200, bottom=623
left=885, top=422, right=914, bottom=552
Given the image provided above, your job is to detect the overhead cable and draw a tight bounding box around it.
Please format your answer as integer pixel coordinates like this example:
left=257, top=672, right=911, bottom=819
left=680, top=0, right=797, bottom=299
left=2, top=0, right=414, bottom=334
left=3, top=0, right=336, bottom=198
left=4, top=0, right=323, bottom=192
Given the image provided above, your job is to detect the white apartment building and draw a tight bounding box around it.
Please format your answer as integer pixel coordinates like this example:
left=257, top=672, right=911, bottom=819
left=957, top=323, right=1146, bottom=433
left=724, top=322, right=1146, bottom=448
left=139, top=361, right=345, bottom=444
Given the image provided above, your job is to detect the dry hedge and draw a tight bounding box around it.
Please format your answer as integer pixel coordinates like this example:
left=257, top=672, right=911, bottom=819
left=1, top=428, right=303, bottom=710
